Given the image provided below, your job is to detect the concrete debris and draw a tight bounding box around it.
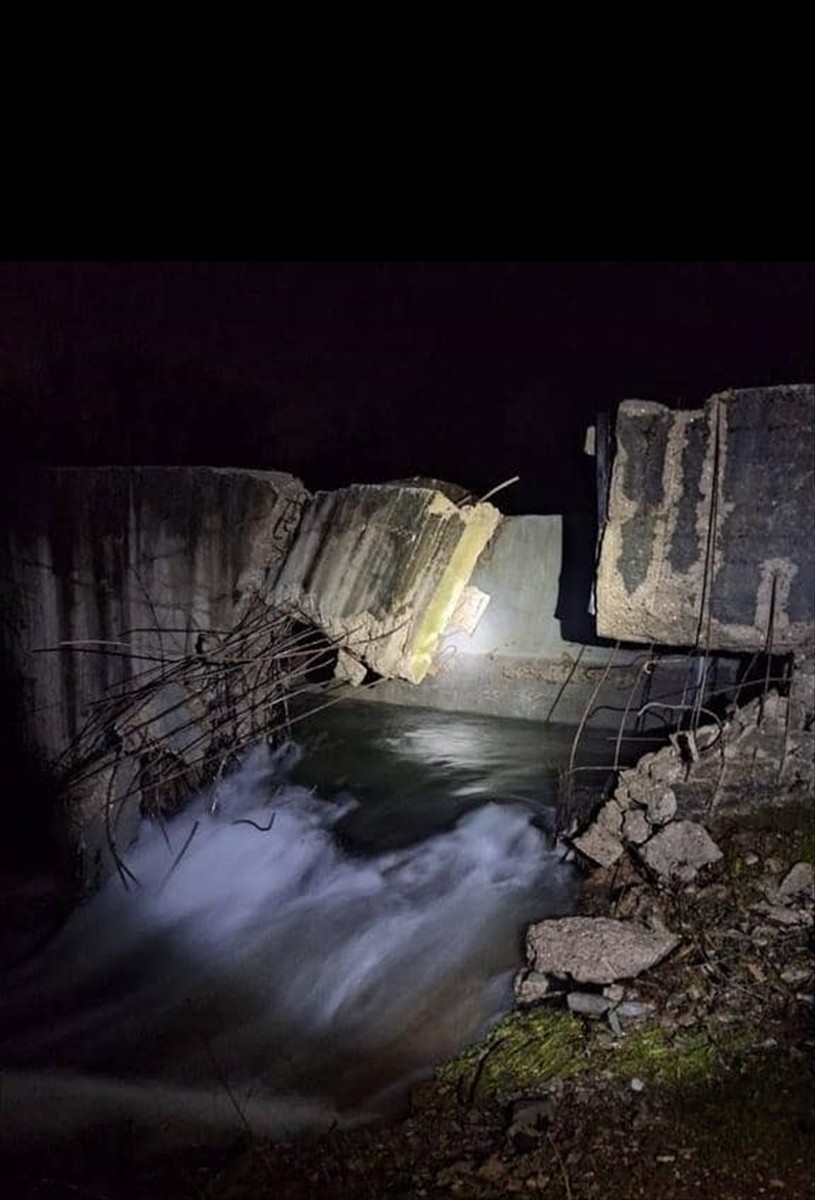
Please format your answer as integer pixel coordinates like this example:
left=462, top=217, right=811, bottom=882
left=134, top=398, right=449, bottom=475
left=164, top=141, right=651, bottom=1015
left=645, top=787, right=677, bottom=827
left=507, top=1097, right=556, bottom=1147
left=639, top=820, right=723, bottom=883
left=566, top=992, right=612, bottom=1018
left=778, top=861, right=815, bottom=900
left=571, top=800, right=625, bottom=867
left=514, top=970, right=551, bottom=1006
left=750, top=902, right=813, bottom=928
left=523, top=917, right=680, bottom=986
left=334, top=647, right=368, bottom=686
left=622, top=808, right=651, bottom=844
left=572, top=684, right=813, bottom=888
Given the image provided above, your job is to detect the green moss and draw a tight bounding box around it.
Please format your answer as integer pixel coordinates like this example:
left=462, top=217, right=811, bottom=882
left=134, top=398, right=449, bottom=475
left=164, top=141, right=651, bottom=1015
left=435, top=1007, right=756, bottom=1105
left=436, top=1007, right=588, bottom=1100
left=610, top=1025, right=728, bottom=1089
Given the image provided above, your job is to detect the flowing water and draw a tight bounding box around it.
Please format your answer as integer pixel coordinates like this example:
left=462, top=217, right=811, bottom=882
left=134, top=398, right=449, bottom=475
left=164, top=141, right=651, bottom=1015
left=0, top=701, right=618, bottom=1149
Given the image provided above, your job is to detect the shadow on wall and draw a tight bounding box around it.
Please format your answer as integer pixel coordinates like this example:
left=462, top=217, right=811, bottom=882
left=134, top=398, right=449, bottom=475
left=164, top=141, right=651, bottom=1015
left=554, top=513, right=612, bottom=647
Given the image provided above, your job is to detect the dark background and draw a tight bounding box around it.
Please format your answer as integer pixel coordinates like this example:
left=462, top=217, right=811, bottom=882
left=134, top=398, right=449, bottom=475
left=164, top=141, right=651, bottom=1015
left=2, top=261, right=813, bottom=514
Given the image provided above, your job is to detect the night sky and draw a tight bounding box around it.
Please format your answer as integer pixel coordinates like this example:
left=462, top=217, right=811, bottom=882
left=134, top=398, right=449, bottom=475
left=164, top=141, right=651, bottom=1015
left=2, top=262, right=813, bottom=514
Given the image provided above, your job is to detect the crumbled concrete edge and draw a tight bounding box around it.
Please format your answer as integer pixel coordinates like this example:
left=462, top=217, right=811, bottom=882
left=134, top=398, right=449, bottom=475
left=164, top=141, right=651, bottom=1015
left=516, top=671, right=814, bottom=1018
left=572, top=683, right=814, bottom=883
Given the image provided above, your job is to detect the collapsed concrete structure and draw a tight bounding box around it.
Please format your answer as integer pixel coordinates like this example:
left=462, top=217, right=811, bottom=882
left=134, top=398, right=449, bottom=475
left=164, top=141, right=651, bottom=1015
left=270, top=483, right=501, bottom=685
left=2, top=383, right=812, bottom=882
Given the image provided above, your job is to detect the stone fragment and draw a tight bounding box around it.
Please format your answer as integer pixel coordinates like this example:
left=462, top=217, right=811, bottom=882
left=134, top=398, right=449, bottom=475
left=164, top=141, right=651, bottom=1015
left=646, top=788, right=677, bottom=826
left=751, top=902, right=813, bottom=927
left=616, top=1001, right=652, bottom=1019
left=514, top=969, right=551, bottom=1006
left=572, top=800, right=625, bottom=867
left=639, top=820, right=723, bottom=883
left=507, top=1097, right=556, bottom=1146
left=778, top=861, right=815, bottom=900
left=333, top=648, right=367, bottom=685
left=567, top=992, right=611, bottom=1018
left=622, top=808, right=651, bottom=845
left=647, top=748, right=685, bottom=784
left=525, top=917, right=680, bottom=985
left=603, top=984, right=625, bottom=1002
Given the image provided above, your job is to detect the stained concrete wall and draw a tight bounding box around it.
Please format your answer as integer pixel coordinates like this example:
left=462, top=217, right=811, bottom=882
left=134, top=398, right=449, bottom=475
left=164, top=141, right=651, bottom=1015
left=1, top=466, right=308, bottom=765
left=596, top=384, right=815, bottom=651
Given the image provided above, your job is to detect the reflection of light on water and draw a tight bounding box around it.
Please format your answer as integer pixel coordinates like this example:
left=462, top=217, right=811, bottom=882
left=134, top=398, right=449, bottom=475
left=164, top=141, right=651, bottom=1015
left=1, top=743, right=575, bottom=1147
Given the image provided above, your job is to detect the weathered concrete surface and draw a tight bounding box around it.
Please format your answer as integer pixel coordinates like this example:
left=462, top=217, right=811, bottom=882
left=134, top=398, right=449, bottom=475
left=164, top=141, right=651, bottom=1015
left=639, top=820, right=723, bottom=883
left=520, top=917, right=680, bottom=986
left=270, top=484, right=501, bottom=684
left=596, top=384, right=815, bottom=650
left=347, top=515, right=725, bottom=727
left=1, top=466, right=309, bottom=764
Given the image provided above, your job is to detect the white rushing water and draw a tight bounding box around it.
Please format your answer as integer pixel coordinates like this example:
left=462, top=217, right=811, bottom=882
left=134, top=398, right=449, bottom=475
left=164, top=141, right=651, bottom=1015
left=1, top=741, right=575, bottom=1148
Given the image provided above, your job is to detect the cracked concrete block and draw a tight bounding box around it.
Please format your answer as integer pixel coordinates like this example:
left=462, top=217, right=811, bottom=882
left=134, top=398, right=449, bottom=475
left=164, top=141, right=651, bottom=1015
left=639, top=820, right=723, bottom=883
left=572, top=800, right=625, bottom=867
left=525, top=916, right=680, bottom=985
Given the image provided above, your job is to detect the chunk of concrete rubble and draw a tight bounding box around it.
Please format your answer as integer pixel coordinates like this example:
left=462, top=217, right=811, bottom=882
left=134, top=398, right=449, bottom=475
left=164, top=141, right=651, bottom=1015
left=524, top=917, right=680, bottom=985
left=571, top=800, right=624, bottom=867
left=639, top=820, right=722, bottom=883
left=567, top=991, right=612, bottom=1017
left=514, top=969, right=551, bottom=1005
left=622, top=808, right=651, bottom=844
left=645, top=787, right=677, bottom=826
left=778, top=861, right=815, bottom=900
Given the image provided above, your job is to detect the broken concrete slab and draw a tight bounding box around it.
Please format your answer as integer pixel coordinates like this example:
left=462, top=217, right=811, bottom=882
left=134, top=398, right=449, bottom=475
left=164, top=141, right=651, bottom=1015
left=596, top=384, right=815, bottom=651
left=524, top=916, right=680, bottom=985
left=639, top=820, right=723, bottom=883
left=271, top=483, right=501, bottom=684
left=572, top=800, right=625, bottom=867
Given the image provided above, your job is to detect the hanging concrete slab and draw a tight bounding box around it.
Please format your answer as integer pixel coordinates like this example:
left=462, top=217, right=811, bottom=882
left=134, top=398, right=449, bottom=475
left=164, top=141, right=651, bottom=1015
left=270, top=484, right=501, bottom=683
left=596, top=384, right=815, bottom=651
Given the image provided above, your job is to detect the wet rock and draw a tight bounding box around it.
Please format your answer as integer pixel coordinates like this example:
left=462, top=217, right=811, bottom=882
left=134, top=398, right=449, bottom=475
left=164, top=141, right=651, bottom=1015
left=572, top=800, right=625, bottom=867
left=525, top=917, right=680, bottom=985
left=778, top=861, right=814, bottom=900
left=639, top=820, right=723, bottom=883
